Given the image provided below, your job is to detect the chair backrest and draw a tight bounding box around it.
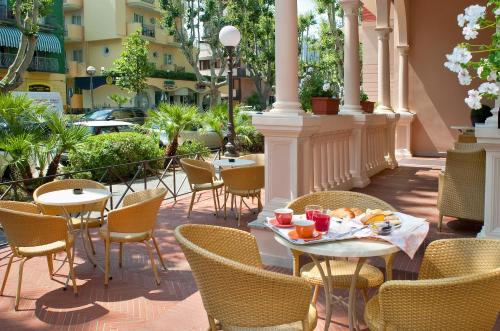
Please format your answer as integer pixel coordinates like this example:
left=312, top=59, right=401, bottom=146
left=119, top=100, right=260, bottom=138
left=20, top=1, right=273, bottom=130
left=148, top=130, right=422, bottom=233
left=238, top=154, right=265, bottom=166
left=107, top=187, right=167, bottom=234
left=454, top=142, right=484, bottom=151
left=33, top=179, right=108, bottom=216
left=220, top=165, right=264, bottom=192
left=378, top=268, right=500, bottom=331
left=174, top=224, right=312, bottom=328
left=457, top=134, right=477, bottom=143
left=419, top=238, right=500, bottom=280
left=440, top=149, right=486, bottom=221
left=0, top=207, right=68, bottom=251
left=0, top=201, right=40, bottom=214
left=287, top=191, right=396, bottom=214
left=180, top=158, right=215, bottom=186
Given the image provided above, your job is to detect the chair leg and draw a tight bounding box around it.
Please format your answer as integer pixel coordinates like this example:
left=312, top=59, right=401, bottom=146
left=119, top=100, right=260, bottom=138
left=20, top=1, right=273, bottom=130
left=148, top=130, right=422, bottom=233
left=187, top=192, right=196, bottom=218
left=216, top=189, right=221, bottom=211
left=223, top=190, right=229, bottom=220
left=152, top=236, right=167, bottom=271
left=87, top=228, right=96, bottom=255
left=119, top=243, right=123, bottom=268
left=211, top=189, right=218, bottom=216
left=257, top=192, right=262, bottom=212
left=207, top=314, right=218, bottom=331
left=238, top=196, right=243, bottom=227
left=361, top=288, right=369, bottom=303
left=104, top=239, right=110, bottom=287
left=15, top=257, right=29, bottom=311
left=46, top=255, right=54, bottom=279
left=291, top=249, right=301, bottom=276
left=144, top=241, right=160, bottom=286
left=312, top=285, right=320, bottom=305
left=66, top=248, right=78, bottom=295
left=1, top=255, right=14, bottom=296
left=438, top=213, right=444, bottom=232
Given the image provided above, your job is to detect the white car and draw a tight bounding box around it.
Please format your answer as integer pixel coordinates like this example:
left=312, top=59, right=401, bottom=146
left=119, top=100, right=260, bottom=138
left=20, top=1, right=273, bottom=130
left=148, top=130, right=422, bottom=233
left=73, top=120, right=136, bottom=135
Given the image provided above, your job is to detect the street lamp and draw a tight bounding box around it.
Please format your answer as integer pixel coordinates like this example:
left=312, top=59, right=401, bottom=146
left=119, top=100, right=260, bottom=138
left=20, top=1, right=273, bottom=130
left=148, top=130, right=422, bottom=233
left=86, top=65, right=96, bottom=110
left=219, top=25, right=241, bottom=157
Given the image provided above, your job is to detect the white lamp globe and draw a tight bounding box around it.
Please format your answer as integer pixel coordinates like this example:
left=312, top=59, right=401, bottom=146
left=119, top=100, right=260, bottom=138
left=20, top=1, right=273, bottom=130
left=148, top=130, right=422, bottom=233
left=86, top=65, right=96, bottom=76
left=219, top=25, right=241, bottom=47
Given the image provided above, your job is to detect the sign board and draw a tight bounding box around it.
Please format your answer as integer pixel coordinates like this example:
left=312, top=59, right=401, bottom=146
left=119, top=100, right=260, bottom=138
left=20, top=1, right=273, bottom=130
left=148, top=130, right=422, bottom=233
left=11, top=91, right=64, bottom=115
left=28, top=84, right=51, bottom=92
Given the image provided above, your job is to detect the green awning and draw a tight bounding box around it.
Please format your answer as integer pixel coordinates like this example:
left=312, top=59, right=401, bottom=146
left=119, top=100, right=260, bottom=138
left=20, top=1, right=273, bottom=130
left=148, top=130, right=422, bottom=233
left=0, top=26, right=62, bottom=53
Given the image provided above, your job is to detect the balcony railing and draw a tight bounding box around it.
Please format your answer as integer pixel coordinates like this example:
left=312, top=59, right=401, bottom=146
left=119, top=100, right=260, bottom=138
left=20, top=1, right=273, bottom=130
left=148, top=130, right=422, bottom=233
left=0, top=53, right=59, bottom=73
left=142, top=23, right=155, bottom=38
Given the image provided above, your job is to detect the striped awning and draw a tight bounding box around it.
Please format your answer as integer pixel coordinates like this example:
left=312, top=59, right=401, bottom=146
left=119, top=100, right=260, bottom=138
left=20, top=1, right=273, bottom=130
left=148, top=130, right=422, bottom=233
left=0, top=26, right=62, bottom=53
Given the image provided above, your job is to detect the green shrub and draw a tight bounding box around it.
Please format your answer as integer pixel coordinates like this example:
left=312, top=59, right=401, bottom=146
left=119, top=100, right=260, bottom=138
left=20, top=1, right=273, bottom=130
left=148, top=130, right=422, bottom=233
left=237, top=125, right=264, bottom=153
left=68, top=132, right=162, bottom=181
left=244, top=92, right=265, bottom=111
left=176, top=139, right=211, bottom=158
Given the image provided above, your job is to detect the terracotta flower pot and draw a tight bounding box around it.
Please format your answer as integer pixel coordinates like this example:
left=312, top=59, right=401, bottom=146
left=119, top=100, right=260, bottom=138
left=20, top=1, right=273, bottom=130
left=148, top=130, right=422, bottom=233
left=311, top=97, right=340, bottom=115
left=360, top=101, right=375, bottom=113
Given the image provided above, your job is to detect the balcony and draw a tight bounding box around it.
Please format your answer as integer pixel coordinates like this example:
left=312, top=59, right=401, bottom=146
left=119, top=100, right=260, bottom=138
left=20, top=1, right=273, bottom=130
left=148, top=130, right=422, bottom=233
left=63, top=0, right=82, bottom=12
left=128, top=22, right=161, bottom=40
left=126, top=0, right=162, bottom=13
left=0, top=52, right=60, bottom=73
left=64, top=24, right=83, bottom=43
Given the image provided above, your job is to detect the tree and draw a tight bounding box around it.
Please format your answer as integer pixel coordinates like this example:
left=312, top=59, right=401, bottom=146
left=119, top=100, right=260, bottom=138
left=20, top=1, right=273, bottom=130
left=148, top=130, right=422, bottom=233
left=161, top=0, right=228, bottom=107
left=298, top=12, right=316, bottom=61
left=112, top=29, right=153, bottom=105
left=0, top=0, right=54, bottom=93
left=108, top=93, right=131, bottom=108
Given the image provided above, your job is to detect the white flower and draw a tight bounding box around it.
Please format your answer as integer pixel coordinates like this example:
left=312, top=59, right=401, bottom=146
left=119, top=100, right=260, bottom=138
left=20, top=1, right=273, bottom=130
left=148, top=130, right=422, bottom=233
left=478, top=82, right=499, bottom=95
left=444, top=47, right=472, bottom=73
left=495, top=7, right=500, bottom=17
left=444, top=61, right=462, bottom=73
left=477, top=66, right=484, bottom=77
left=458, top=69, right=472, bottom=85
left=464, top=5, right=486, bottom=23
left=457, top=14, right=466, bottom=27
left=307, top=67, right=314, bottom=73
left=305, top=74, right=311, bottom=80
left=463, top=24, right=479, bottom=40
left=488, top=71, right=498, bottom=82
left=465, top=89, right=482, bottom=109
left=322, top=83, right=331, bottom=92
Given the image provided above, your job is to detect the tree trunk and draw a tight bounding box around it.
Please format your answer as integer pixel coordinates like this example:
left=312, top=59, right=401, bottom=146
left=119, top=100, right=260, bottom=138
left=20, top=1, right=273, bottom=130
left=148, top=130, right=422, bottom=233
left=209, top=87, right=220, bottom=108
left=45, top=153, right=61, bottom=179
left=165, top=134, right=179, bottom=157
left=0, top=34, right=37, bottom=94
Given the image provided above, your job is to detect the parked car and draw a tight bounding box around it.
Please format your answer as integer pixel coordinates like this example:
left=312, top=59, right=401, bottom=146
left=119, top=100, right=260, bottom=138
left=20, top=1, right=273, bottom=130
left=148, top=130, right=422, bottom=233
left=81, top=107, right=147, bottom=125
left=73, top=120, right=136, bottom=135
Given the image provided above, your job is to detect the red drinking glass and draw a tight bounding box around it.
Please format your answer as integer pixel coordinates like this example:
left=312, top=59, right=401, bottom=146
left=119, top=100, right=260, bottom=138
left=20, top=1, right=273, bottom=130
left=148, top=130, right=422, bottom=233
left=305, top=205, right=322, bottom=221
left=313, top=212, right=331, bottom=233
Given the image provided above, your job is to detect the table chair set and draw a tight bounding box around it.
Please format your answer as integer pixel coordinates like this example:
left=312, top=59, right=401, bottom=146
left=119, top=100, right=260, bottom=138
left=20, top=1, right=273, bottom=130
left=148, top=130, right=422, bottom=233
left=0, top=179, right=167, bottom=310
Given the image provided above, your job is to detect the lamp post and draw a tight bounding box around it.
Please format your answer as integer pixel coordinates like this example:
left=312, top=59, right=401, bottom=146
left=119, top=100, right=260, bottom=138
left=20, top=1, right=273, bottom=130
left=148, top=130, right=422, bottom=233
left=219, top=25, right=241, bottom=157
left=86, top=65, right=96, bottom=110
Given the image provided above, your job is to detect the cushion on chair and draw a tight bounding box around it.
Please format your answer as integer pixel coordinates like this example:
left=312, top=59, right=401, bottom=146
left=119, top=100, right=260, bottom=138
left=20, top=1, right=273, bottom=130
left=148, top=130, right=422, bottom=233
left=227, top=188, right=261, bottom=196
left=18, top=234, right=74, bottom=257
left=70, top=216, right=102, bottom=229
left=300, top=260, right=384, bottom=289
left=223, top=303, right=317, bottom=331
left=364, top=295, right=384, bottom=331
left=193, top=180, right=224, bottom=191
left=98, top=225, right=151, bottom=242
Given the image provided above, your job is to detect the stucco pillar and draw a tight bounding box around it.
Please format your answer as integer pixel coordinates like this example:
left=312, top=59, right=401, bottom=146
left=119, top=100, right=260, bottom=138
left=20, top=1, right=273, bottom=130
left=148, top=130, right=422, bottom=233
left=271, top=0, right=303, bottom=115
left=397, top=45, right=409, bottom=112
left=339, top=0, right=363, bottom=114
left=375, top=27, right=393, bottom=113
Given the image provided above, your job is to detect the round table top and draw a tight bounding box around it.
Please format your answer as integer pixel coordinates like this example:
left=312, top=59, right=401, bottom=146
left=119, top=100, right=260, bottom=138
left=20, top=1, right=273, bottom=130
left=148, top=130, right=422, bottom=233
left=36, top=188, right=111, bottom=207
left=212, top=159, right=255, bottom=168
left=274, top=235, right=400, bottom=258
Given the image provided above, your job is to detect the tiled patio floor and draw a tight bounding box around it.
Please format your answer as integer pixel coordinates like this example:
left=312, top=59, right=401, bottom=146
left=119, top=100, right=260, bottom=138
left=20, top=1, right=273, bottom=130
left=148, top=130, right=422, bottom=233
left=0, top=158, right=498, bottom=330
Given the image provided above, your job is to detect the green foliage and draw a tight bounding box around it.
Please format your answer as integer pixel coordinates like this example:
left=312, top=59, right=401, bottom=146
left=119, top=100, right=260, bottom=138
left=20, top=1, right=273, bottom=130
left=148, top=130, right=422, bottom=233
left=68, top=132, right=162, bottom=181
left=236, top=123, right=264, bottom=153
left=244, top=92, right=266, bottom=111
left=112, top=29, right=153, bottom=94
left=107, top=94, right=131, bottom=108
left=360, top=89, right=369, bottom=102
left=8, top=0, right=55, bottom=34
left=299, top=65, right=337, bottom=110
left=176, top=139, right=211, bottom=158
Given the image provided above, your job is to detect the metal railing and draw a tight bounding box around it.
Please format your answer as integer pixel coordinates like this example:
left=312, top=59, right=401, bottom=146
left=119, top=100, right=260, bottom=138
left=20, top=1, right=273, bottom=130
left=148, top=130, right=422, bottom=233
left=0, top=52, right=59, bottom=72
left=0, top=149, right=222, bottom=211
left=142, top=23, right=155, bottom=38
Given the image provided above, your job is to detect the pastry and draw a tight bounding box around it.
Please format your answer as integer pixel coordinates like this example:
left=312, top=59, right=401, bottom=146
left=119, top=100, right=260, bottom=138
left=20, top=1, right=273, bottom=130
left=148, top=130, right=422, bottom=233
left=351, top=208, right=364, bottom=216
left=361, top=213, right=386, bottom=225
left=330, top=208, right=355, bottom=219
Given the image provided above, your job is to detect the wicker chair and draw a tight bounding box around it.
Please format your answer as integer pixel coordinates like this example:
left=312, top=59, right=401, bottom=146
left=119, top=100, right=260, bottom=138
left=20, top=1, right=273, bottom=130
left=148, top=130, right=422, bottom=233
left=238, top=153, right=265, bottom=166
left=457, top=134, right=477, bottom=143
left=175, top=224, right=317, bottom=331
left=98, top=187, right=167, bottom=286
left=0, top=204, right=77, bottom=310
left=33, top=179, right=108, bottom=254
left=437, top=149, right=486, bottom=231
left=180, top=158, right=223, bottom=217
left=453, top=142, right=483, bottom=151
left=287, top=191, right=396, bottom=304
left=220, top=165, right=264, bottom=227
left=364, top=238, right=500, bottom=331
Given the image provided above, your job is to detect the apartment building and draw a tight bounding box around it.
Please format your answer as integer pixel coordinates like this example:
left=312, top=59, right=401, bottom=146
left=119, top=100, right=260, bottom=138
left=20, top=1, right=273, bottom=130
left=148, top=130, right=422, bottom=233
left=64, top=0, right=201, bottom=110
left=0, top=0, right=66, bottom=102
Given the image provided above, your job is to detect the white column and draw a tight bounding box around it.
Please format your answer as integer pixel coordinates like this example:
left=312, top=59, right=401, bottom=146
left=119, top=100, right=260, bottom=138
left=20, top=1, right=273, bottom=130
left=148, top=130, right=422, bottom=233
left=339, top=0, right=363, bottom=114
left=375, top=27, right=393, bottom=113
left=271, top=0, right=303, bottom=114
left=397, top=45, right=410, bottom=112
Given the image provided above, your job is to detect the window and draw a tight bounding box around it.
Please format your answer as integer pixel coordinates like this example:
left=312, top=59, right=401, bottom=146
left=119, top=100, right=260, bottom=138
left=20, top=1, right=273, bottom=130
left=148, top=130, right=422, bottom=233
left=152, top=51, right=158, bottom=58
left=112, top=109, right=135, bottom=120
left=72, top=49, right=83, bottom=63
left=164, top=54, right=173, bottom=65
left=71, top=15, right=82, bottom=25
left=150, top=17, right=156, bottom=25
left=133, top=13, right=144, bottom=24
left=102, top=46, right=110, bottom=57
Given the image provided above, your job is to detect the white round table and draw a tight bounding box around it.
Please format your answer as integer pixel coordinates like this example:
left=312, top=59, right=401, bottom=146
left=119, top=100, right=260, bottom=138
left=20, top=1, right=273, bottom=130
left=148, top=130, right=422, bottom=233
left=212, top=159, right=255, bottom=168
left=274, top=235, right=399, bottom=331
left=36, top=188, right=111, bottom=283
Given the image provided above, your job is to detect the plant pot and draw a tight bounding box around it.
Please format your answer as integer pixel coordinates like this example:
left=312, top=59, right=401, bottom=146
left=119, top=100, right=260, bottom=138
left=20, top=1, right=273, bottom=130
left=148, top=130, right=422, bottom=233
left=360, top=101, right=375, bottom=113
left=311, top=97, right=340, bottom=115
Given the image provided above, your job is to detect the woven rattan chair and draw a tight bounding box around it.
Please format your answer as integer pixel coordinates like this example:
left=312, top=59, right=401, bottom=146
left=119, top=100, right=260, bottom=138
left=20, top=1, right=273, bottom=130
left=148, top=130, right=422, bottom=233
left=437, top=149, right=486, bottom=231
left=457, top=133, right=477, bottom=143
left=33, top=179, right=108, bottom=254
left=220, top=165, right=264, bottom=227
left=364, top=238, right=500, bottom=331
left=175, top=224, right=317, bottom=331
left=98, top=187, right=167, bottom=286
left=180, top=158, right=223, bottom=217
left=287, top=191, right=396, bottom=304
left=453, top=142, right=483, bottom=151
left=0, top=205, right=77, bottom=310
left=238, top=153, right=265, bottom=166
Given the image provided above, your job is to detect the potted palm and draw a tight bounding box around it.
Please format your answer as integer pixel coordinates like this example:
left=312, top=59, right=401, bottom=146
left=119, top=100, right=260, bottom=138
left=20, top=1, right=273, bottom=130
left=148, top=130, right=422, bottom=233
left=360, top=90, right=375, bottom=113
left=299, top=67, right=340, bottom=115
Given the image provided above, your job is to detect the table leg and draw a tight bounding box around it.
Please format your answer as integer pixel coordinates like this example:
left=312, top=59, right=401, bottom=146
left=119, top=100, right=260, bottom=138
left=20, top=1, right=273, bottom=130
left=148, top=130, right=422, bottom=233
left=310, top=255, right=332, bottom=331
left=348, top=257, right=366, bottom=331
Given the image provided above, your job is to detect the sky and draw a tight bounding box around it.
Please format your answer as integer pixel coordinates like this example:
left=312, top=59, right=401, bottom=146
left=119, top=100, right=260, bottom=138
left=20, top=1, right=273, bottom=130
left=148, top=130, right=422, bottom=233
left=297, top=0, right=317, bottom=15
